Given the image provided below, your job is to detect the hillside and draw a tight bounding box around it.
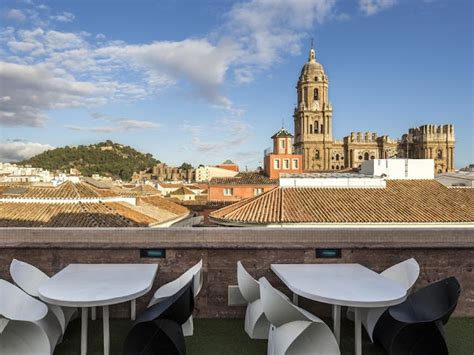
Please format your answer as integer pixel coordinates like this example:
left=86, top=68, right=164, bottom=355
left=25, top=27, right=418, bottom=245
left=19, top=140, right=159, bottom=181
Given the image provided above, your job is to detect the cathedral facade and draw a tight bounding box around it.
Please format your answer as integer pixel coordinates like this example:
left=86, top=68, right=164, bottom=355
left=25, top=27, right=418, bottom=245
left=293, top=47, right=455, bottom=174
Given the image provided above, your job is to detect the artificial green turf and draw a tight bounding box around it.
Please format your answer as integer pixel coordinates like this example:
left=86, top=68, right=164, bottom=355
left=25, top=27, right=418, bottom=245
left=54, top=317, right=474, bottom=355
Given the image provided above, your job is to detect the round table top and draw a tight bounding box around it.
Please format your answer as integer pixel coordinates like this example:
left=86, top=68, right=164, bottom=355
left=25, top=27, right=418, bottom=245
left=38, top=264, right=158, bottom=307
left=271, top=263, right=407, bottom=308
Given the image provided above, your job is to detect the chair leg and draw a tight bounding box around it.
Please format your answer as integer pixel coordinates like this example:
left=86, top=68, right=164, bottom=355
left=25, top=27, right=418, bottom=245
left=131, top=299, right=136, bottom=321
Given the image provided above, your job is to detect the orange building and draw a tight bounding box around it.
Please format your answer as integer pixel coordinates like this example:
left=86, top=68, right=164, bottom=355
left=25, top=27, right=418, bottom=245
left=216, top=160, right=240, bottom=172
left=208, top=172, right=277, bottom=202
left=264, top=128, right=303, bottom=179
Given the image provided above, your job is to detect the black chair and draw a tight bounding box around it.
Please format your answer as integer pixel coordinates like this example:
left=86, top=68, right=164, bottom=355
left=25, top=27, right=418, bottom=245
left=122, top=278, right=195, bottom=355
left=373, top=277, right=460, bottom=355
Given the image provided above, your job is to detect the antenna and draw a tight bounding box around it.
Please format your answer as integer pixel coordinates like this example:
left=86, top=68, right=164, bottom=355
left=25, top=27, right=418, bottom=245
left=311, top=37, right=314, bottom=49
left=282, top=118, right=285, bottom=129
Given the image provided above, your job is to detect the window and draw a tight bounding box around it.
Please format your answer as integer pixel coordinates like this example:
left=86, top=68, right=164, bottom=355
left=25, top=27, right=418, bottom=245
left=370, top=155, right=375, bottom=160
left=273, top=159, right=280, bottom=169
left=364, top=152, right=369, bottom=160
left=314, top=121, right=319, bottom=133
left=309, top=124, right=313, bottom=133
left=336, top=154, right=340, bottom=161
left=283, top=159, right=290, bottom=169
left=223, top=188, right=233, bottom=196
left=320, top=124, right=324, bottom=133
left=336, top=165, right=339, bottom=170
left=314, top=88, right=319, bottom=100
left=358, top=155, right=363, bottom=160
left=315, top=150, right=320, bottom=159
left=315, top=76, right=318, bottom=81
left=280, top=139, right=285, bottom=149
left=304, top=87, right=308, bottom=106
left=437, top=149, right=443, bottom=159
left=292, top=159, right=299, bottom=169
left=254, top=188, right=263, bottom=196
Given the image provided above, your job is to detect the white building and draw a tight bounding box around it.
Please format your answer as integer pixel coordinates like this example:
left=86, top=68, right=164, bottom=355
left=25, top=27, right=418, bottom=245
left=360, top=159, right=434, bottom=180
left=195, top=166, right=238, bottom=182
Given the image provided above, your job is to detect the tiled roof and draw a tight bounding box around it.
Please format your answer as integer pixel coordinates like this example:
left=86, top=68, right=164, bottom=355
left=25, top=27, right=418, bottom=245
left=158, top=183, right=184, bottom=189
left=170, top=187, right=195, bottom=195
left=271, top=127, right=293, bottom=138
left=137, top=195, right=189, bottom=215
left=0, top=198, right=189, bottom=227
left=0, top=202, right=135, bottom=227
left=210, top=180, right=474, bottom=225
left=0, top=181, right=116, bottom=199
left=210, top=173, right=278, bottom=186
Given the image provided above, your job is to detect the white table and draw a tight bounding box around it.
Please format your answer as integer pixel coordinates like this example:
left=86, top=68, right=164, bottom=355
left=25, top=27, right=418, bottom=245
left=271, top=263, right=407, bottom=355
left=38, top=264, right=158, bottom=355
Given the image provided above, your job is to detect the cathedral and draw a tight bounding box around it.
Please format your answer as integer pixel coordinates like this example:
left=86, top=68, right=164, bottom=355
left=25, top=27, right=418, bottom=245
left=293, top=46, right=455, bottom=174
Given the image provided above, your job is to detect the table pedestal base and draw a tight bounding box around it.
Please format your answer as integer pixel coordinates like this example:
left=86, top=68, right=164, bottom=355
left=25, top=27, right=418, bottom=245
left=332, top=305, right=341, bottom=344
left=81, top=308, right=88, bottom=355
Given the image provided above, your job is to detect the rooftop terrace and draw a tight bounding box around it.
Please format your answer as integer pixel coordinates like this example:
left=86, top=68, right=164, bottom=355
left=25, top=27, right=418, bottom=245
left=1, top=227, right=473, bottom=354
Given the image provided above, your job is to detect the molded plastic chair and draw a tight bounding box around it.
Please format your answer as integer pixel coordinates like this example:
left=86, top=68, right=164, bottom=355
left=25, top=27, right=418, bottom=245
left=0, top=279, right=54, bottom=355
left=148, top=259, right=203, bottom=336
left=347, top=258, right=420, bottom=341
left=237, top=261, right=271, bottom=339
left=373, top=277, right=460, bottom=355
left=259, top=277, right=340, bottom=355
left=10, top=259, right=76, bottom=336
left=122, top=278, right=194, bottom=355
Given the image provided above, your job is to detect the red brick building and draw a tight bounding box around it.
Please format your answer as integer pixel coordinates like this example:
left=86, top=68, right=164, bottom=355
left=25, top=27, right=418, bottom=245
left=264, top=128, right=303, bottom=179
left=208, top=172, right=277, bottom=202
left=216, top=160, right=240, bottom=172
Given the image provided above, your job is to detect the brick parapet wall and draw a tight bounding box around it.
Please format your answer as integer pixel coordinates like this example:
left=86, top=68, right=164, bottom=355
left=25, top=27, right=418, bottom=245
left=0, top=228, right=472, bottom=318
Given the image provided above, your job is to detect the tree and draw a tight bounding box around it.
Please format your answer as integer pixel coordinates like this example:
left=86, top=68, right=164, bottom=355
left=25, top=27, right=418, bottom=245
left=180, top=162, right=193, bottom=170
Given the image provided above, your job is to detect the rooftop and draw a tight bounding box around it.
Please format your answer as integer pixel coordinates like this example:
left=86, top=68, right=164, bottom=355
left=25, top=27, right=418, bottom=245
left=210, top=172, right=278, bottom=186
left=210, top=180, right=474, bottom=226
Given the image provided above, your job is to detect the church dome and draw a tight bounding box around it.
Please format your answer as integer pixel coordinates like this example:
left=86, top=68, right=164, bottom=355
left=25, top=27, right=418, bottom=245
left=300, top=48, right=325, bottom=78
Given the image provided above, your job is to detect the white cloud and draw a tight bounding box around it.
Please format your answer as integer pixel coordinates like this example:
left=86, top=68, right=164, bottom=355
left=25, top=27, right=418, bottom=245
left=0, top=140, right=54, bottom=161
left=226, top=0, right=337, bottom=80
left=6, top=9, right=26, bottom=22
left=65, top=112, right=161, bottom=133
left=0, top=62, right=111, bottom=126
left=50, top=11, right=75, bottom=22
left=359, top=0, right=397, bottom=16
left=97, top=39, right=240, bottom=107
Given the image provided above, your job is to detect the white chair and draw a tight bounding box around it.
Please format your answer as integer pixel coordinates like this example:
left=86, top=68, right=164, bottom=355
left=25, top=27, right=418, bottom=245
left=0, top=279, right=55, bottom=355
left=148, top=259, right=203, bottom=336
left=346, top=258, right=420, bottom=341
left=237, top=261, right=271, bottom=339
left=10, top=259, right=76, bottom=336
left=259, top=277, right=340, bottom=355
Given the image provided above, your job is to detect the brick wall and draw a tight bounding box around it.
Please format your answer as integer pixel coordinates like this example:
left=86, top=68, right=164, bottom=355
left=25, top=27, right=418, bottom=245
left=0, top=228, right=472, bottom=319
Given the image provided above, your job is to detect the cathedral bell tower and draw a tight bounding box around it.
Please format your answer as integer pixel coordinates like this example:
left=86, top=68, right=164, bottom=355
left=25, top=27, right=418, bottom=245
left=293, top=45, right=333, bottom=170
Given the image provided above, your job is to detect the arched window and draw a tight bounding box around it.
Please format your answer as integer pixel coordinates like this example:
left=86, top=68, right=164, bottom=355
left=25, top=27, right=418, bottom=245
left=364, top=152, right=369, bottom=160
left=315, top=150, right=320, bottom=159
left=336, top=165, right=340, bottom=170
left=437, top=149, right=443, bottom=159
left=314, top=88, right=318, bottom=100
left=314, top=121, right=319, bottom=133
left=437, top=169, right=443, bottom=174
left=336, top=154, right=340, bottom=161
left=331, top=165, right=335, bottom=169
left=315, top=76, right=318, bottom=81
left=370, top=155, right=375, bottom=160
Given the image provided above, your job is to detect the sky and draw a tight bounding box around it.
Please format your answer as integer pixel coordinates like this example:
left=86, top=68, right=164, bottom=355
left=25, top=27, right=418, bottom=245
left=0, top=0, right=472, bottom=169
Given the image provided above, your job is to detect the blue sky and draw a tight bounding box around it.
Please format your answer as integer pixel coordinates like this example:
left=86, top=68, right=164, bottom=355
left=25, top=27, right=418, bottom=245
left=0, top=0, right=472, bottom=169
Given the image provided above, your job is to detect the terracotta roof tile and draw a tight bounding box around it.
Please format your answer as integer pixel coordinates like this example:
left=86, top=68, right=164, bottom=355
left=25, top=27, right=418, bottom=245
left=210, top=173, right=277, bottom=186
left=210, top=180, right=474, bottom=225
left=137, top=195, right=189, bottom=215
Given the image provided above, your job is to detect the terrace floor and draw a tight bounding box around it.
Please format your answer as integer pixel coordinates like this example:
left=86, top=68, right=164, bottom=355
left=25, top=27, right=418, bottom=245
left=55, top=317, right=474, bottom=355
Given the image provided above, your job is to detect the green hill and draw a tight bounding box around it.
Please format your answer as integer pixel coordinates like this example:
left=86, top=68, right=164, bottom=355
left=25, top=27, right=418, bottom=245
left=19, top=140, right=159, bottom=181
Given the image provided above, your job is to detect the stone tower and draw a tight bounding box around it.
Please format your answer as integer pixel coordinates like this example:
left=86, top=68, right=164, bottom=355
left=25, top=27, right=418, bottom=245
left=293, top=46, right=334, bottom=170
left=399, top=124, right=455, bottom=173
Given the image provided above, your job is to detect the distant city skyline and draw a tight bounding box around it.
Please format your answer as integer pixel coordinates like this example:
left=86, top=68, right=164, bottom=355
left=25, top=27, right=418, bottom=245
left=0, top=0, right=472, bottom=169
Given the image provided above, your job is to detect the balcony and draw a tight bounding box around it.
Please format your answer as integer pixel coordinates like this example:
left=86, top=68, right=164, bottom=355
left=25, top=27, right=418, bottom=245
left=1, top=227, right=473, bottom=354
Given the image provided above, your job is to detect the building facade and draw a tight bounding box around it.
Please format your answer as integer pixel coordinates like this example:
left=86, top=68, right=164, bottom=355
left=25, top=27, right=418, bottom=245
left=264, top=128, right=303, bottom=179
left=293, top=46, right=455, bottom=173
